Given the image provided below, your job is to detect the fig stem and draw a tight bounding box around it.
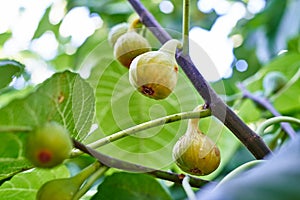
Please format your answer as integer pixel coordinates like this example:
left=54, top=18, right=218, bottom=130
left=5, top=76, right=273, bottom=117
left=128, top=18, right=142, bottom=31
left=182, top=176, right=196, bottom=200
left=73, top=165, right=108, bottom=200
left=257, top=116, right=300, bottom=136
left=182, top=0, right=190, bottom=55
left=159, top=39, right=182, bottom=56
left=71, top=107, right=211, bottom=156
left=72, top=161, right=101, bottom=188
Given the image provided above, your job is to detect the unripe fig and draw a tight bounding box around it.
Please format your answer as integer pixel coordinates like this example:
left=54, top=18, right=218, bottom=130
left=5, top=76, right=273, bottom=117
left=129, top=39, right=181, bottom=100
left=172, top=106, right=221, bottom=176
left=25, top=121, right=73, bottom=168
left=263, top=71, right=287, bottom=97
left=113, top=31, right=151, bottom=68
left=37, top=177, right=80, bottom=200
left=108, top=22, right=128, bottom=47
left=37, top=162, right=100, bottom=200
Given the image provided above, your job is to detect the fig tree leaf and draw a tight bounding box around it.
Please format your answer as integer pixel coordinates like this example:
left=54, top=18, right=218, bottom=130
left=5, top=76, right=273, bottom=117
left=91, top=172, right=172, bottom=200
left=0, top=132, right=31, bottom=180
left=0, top=165, right=69, bottom=200
left=197, top=136, right=300, bottom=200
left=0, top=60, right=25, bottom=90
left=0, top=71, right=94, bottom=140
left=0, top=71, right=94, bottom=179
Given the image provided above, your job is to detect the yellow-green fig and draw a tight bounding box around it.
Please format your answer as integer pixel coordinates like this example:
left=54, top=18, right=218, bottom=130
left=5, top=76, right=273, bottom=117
left=172, top=106, right=221, bottom=176
left=25, top=121, right=73, bottom=168
left=108, top=22, right=129, bottom=47
left=129, top=39, right=181, bottom=100
left=263, top=71, right=287, bottom=97
left=37, top=177, right=80, bottom=200
left=113, top=31, right=151, bottom=68
left=37, top=162, right=100, bottom=200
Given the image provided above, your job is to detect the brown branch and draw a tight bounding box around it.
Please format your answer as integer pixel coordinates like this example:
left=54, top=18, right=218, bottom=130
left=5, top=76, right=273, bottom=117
left=237, top=83, right=296, bottom=139
left=127, top=0, right=271, bottom=159
left=73, top=139, right=209, bottom=188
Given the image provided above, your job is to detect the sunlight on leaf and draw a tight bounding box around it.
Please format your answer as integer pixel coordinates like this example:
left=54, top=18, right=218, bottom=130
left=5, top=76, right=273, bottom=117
left=0, top=71, right=95, bottom=179
left=0, top=165, right=69, bottom=200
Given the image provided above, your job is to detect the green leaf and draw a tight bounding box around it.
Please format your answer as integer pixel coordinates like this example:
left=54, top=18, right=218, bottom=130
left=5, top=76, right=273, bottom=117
left=0, top=60, right=25, bottom=90
left=33, top=6, right=60, bottom=40
left=93, top=60, right=202, bottom=169
left=237, top=99, right=261, bottom=123
left=0, top=132, right=31, bottom=180
left=0, top=165, right=69, bottom=200
left=0, top=71, right=95, bottom=179
left=0, top=32, right=12, bottom=46
left=197, top=136, right=300, bottom=200
left=92, top=172, right=172, bottom=200
left=0, top=71, right=94, bottom=140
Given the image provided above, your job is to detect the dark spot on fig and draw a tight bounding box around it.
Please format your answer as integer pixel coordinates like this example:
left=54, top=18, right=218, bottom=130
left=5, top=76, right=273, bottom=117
left=174, top=65, right=178, bottom=72
left=38, top=150, right=52, bottom=163
left=141, top=85, right=155, bottom=96
left=190, top=168, right=202, bottom=175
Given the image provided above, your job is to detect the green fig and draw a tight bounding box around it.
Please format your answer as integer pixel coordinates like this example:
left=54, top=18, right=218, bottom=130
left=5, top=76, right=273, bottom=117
left=172, top=106, right=221, bottom=176
left=37, top=162, right=101, bottom=200
left=129, top=39, right=181, bottom=100
left=108, top=22, right=129, bottom=47
left=263, top=71, right=287, bottom=97
left=25, top=121, right=73, bottom=168
left=113, top=31, right=151, bottom=68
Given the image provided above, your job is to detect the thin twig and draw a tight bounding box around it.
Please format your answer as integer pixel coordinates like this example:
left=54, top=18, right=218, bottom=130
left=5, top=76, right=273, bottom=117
left=182, top=0, right=190, bottom=55
left=257, top=116, right=300, bottom=136
left=72, top=139, right=209, bottom=188
left=127, top=0, right=271, bottom=159
left=237, top=83, right=296, bottom=139
left=71, top=107, right=211, bottom=156
left=0, top=126, right=32, bottom=132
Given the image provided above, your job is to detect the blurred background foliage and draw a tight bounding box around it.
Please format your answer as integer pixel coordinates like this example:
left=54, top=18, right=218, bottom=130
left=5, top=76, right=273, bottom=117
left=0, top=0, right=300, bottom=199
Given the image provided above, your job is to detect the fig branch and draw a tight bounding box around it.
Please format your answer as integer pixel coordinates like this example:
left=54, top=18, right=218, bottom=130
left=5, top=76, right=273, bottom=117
left=127, top=0, right=271, bottom=159
left=72, top=139, right=209, bottom=188
left=238, top=83, right=296, bottom=139
left=71, top=107, right=211, bottom=156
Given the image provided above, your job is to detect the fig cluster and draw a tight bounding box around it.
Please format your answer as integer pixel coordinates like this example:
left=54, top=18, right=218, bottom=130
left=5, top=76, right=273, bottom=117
left=109, top=19, right=181, bottom=100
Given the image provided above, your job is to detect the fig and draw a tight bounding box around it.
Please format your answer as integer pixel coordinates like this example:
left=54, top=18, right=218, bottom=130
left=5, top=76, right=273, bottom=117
left=129, top=39, right=181, bottom=100
left=108, top=22, right=128, bottom=47
left=172, top=106, right=221, bottom=176
left=263, top=71, right=287, bottom=97
left=37, top=162, right=101, bottom=200
left=25, top=121, right=73, bottom=168
left=113, top=31, right=151, bottom=68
